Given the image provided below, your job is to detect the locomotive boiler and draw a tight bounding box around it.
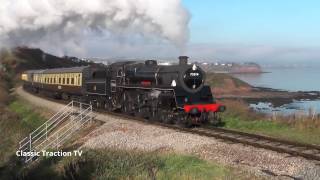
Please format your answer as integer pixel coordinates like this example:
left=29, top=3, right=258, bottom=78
left=98, top=56, right=225, bottom=125
left=21, top=56, right=225, bottom=126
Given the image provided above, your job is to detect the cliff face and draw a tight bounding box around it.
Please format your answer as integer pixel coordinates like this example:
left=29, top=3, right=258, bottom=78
left=206, top=73, right=252, bottom=97
left=230, top=63, right=262, bottom=73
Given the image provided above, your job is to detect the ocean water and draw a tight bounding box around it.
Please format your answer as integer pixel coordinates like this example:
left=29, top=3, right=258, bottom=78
left=232, top=67, right=320, bottom=115
left=249, top=100, right=320, bottom=116
left=234, top=67, right=320, bottom=92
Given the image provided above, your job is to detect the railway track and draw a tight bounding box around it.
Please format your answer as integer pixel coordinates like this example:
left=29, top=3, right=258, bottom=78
left=191, top=127, right=320, bottom=162
left=100, top=110, right=320, bottom=162
left=22, top=88, right=320, bottom=162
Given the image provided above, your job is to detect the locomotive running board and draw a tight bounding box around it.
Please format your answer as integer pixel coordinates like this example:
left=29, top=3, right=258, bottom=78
left=17, top=101, right=93, bottom=164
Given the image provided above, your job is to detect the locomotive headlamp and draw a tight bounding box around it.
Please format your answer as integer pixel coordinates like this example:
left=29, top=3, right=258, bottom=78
left=192, top=64, right=197, bottom=71
left=171, top=80, right=177, bottom=87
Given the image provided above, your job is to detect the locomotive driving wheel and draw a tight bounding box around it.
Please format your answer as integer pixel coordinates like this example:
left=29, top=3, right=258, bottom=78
left=111, top=90, right=123, bottom=109
left=209, top=112, right=221, bottom=125
left=121, top=91, right=134, bottom=115
left=175, top=112, right=190, bottom=127
left=158, top=109, right=173, bottom=124
left=104, top=97, right=113, bottom=111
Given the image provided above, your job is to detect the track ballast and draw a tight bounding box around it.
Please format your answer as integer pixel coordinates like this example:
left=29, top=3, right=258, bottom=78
left=24, top=88, right=320, bottom=163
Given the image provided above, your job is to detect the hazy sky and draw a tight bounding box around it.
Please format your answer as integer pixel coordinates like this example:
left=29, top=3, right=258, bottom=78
left=85, top=0, right=320, bottom=63
left=181, top=0, right=320, bottom=63
left=184, top=0, right=320, bottom=46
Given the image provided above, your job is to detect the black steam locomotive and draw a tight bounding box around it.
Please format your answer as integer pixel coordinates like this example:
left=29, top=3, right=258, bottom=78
left=22, top=56, right=225, bottom=126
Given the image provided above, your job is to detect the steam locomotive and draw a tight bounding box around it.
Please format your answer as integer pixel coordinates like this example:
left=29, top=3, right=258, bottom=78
left=22, top=56, right=225, bottom=126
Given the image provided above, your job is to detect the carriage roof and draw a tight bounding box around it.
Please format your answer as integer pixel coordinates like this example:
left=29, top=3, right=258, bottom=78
left=24, top=66, right=90, bottom=74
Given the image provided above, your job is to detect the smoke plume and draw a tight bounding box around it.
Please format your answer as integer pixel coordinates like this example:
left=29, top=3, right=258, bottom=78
left=0, top=0, right=190, bottom=56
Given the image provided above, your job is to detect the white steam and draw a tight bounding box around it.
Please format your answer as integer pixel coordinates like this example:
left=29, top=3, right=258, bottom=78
left=0, top=0, right=190, bottom=55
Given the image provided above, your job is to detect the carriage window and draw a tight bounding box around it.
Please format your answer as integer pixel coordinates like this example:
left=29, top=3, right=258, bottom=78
left=71, top=78, right=74, bottom=85
left=59, top=78, right=61, bottom=84
left=63, top=78, right=65, bottom=84
left=67, top=78, right=69, bottom=84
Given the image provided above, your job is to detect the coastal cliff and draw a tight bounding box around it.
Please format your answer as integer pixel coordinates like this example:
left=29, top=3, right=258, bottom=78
left=200, top=62, right=262, bottom=74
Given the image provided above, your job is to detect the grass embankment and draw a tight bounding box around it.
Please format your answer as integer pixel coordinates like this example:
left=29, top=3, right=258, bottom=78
left=9, top=100, right=47, bottom=129
left=19, top=149, right=249, bottom=180
left=221, top=100, right=320, bottom=145
left=206, top=73, right=320, bottom=144
left=0, top=100, right=254, bottom=180
left=207, top=73, right=250, bottom=88
left=0, top=99, right=46, bottom=167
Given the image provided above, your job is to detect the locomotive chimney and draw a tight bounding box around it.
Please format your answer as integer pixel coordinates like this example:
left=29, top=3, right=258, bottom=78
left=178, top=56, right=189, bottom=65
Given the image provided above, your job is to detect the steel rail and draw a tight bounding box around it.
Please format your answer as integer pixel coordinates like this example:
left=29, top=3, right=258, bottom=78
left=23, top=89, right=320, bottom=162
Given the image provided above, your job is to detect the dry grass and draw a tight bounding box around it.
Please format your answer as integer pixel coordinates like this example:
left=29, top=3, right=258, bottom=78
left=220, top=99, right=264, bottom=121
left=220, top=99, right=320, bottom=144
left=0, top=86, right=9, bottom=105
left=272, top=111, right=320, bottom=130
left=18, top=149, right=251, bottom=180
left=221, top=99, right=320, bottom=129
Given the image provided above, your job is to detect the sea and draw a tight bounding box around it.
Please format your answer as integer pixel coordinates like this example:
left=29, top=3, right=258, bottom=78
left=232, top=67, right=320, bottom=116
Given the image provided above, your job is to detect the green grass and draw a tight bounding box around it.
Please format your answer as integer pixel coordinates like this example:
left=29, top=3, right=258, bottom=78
left=9, top=100, right=46, bottom=130
left=220, top=100, right=320, bottom=145
left=206, top=73, right=251, bottom=88
left=158, top=154, right=228, bottom=180
left=14, top=149, right=252, bottom=180
left=222, top=115, right=320, bottom=145
left=0, top=99, right=46, bottom=171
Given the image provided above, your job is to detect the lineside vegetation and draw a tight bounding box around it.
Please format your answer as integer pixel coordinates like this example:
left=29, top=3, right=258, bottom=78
left=221, top=100, right=320, bottom=145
